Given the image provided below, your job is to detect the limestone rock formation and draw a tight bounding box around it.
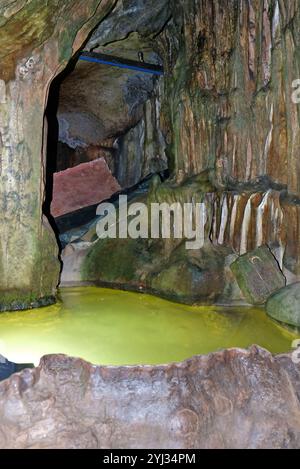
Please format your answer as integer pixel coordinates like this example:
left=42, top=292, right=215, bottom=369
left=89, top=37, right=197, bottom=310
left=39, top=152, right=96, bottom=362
left=61, top=173, right=295, bottom=305
left=230, top=246, right=286, bottom=305
left=148, top=243, right=228, bottom=304
left=159, top=0, right=300, bottom=198
left=87, top=0, right=171, bottom=49
left=267, top=283, right=300, bottom=328
left=56, top=66, right=167, bottom=191
left=55, top=3, right=169, bottom=193
left=157, top=0, right=300, bottom=282
left=0, top=347, right=299, bottom=449
left=2, top=0, right=300, bottom=310
left=0, top=0, right=116, bottom=310
left=57, top=56, right=155, bottom=149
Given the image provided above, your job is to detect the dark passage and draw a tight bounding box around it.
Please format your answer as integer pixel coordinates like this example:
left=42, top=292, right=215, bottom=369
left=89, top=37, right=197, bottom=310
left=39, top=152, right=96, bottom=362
left=44, top=42, right=167, bottom=248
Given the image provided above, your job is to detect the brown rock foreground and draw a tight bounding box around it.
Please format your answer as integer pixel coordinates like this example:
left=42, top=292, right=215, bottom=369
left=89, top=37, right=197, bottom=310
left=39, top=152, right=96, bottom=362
left=0, top=347, right=299, bottom=449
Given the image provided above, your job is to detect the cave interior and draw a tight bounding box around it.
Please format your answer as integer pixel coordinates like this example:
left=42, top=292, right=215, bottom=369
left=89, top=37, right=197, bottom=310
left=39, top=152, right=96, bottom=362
left=0, top=0, right=300, bottom=450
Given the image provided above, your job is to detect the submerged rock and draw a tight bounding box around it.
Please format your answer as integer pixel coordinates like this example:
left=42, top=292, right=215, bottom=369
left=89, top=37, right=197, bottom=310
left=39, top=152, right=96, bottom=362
left=230, top=246, right=286, bottom=305
left=0, top=347, right=299, bottom=449
left=267, top=283, right=300, bottom=328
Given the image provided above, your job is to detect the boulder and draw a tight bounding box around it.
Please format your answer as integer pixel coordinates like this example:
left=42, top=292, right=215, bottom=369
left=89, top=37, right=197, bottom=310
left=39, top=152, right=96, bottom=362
left=51, top=158, right=121, bottom=218
left=148, top=244, right=226, bottom=304
left=57, top=60, right=149, bottom=148
left=266, top=283, right=300, bottom=328
left=149, top=260, right=224, bottom=304
left=230, top=246, right=286, bottom=305
left=81, top=237, right=153, bottom=286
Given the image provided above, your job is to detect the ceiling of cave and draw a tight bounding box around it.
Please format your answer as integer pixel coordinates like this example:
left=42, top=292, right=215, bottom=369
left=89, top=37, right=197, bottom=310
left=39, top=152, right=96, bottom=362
left=57, top=0, right=171, bottom=149
left=58, top=33, right=159, bottom=148
left=87, top=0, right=171, bottom=49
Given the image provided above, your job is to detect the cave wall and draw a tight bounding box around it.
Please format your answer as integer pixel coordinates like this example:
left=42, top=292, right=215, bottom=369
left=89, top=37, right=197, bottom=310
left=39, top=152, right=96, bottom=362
left=115, top=80, right=167, bottom=188
left=159, top=0, right=300, bottom=196
left=153, top=0, right=300, bottom=280
left=56, top=57, right=167, bottom=191
left=60, top=0, right=300, bottom=296
left=55, top=9, right=170, bottom=196
left=0, top=0, right=116, bottom=310
left=1, top=0, right=300, bottom=307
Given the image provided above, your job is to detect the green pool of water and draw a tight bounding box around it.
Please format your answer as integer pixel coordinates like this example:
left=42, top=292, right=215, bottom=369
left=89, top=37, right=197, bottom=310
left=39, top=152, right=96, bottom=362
left=0, top=287, right=297, bottom=366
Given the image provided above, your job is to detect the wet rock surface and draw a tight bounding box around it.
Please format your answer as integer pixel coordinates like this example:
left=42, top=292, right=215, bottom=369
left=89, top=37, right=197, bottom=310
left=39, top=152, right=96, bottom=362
left=159, top=0, right=300, bottom=199
left=61, top=173, right=299, bottom=305
left=148, top=243, right=228, bottom=304
left=267, top=283, right=300, bottom=328
left=0, top=0, right=116, bottom=309
left=2, top=0, right=300, bottom=308
left=0, top=347, right=299, bottom=449
left=230, top=246, right=286, bottom=305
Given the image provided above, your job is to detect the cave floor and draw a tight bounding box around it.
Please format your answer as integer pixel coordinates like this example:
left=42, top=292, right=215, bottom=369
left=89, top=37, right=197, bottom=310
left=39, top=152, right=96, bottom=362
left=0, top=287, right=297, bottom=367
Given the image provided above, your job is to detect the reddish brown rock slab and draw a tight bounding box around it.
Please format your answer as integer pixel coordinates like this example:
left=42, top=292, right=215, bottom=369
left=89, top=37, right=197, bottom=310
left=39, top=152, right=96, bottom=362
left=51, top=158, right=121, bottom=218
left=0, top=346, right=299, bottom=449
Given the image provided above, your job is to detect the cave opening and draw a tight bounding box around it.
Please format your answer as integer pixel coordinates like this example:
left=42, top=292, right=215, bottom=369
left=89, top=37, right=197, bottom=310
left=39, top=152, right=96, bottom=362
left=43, top=35, right=168, bottom=275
